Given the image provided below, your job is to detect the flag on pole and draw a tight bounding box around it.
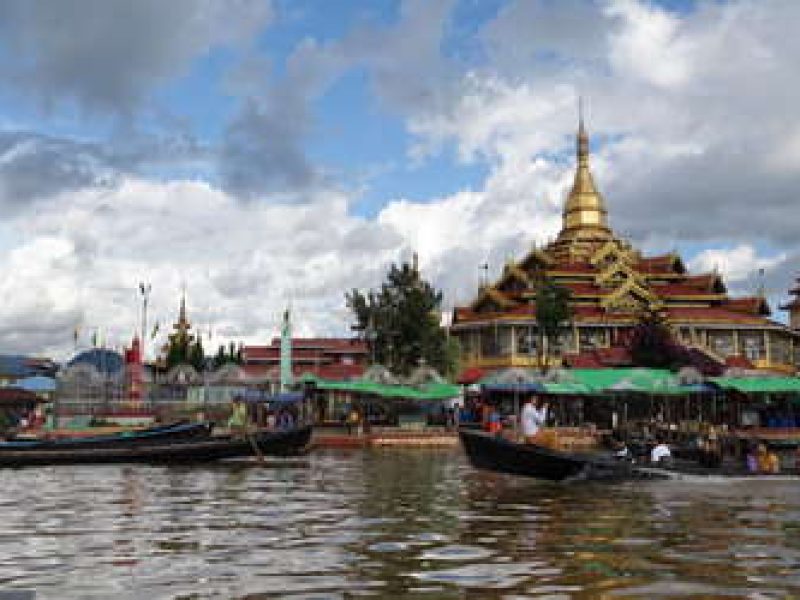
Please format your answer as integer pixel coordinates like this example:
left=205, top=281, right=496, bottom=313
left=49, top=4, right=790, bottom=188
left=151, top=322, right=160, bottom=339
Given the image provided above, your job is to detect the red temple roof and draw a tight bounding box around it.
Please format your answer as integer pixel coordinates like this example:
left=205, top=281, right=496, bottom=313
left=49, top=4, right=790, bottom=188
left=724, top=297, right=771, bottom=316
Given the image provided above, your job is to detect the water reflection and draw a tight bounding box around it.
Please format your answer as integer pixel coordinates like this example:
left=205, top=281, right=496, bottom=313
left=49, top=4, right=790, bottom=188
left=0, top=450, right=797, bottom=598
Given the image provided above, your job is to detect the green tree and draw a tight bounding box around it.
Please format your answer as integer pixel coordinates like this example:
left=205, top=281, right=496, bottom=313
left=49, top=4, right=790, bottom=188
left=165, top=334, right=206, bottom=372
left=443, top=336, right=462, bottom=381
left=629, top=308, right=687, bottom=369
left=213, top=344, right=227, bottom=369
left=534, top=277, right=574, bottom=371
left=212, top=343, right=242, bottom=368
left=346, top=259, right=452, bottom=376
left=165, top=337, right=188, bottom=370
left=188, top=337, right=205, bottom=372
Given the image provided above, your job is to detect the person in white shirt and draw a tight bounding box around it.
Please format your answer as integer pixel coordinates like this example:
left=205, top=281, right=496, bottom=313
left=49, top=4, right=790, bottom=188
left=520, top=397, right=548, bottom=443
left=650, top=435, right=672, bottom=464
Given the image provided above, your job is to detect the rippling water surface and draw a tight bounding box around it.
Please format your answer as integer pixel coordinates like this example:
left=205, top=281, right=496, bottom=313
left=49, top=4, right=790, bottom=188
left=0, top=449, right=798, bottom=599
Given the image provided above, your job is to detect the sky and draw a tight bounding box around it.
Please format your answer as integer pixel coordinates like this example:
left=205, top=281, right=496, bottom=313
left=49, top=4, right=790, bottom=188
left=0, top=0, right=798, bottom=360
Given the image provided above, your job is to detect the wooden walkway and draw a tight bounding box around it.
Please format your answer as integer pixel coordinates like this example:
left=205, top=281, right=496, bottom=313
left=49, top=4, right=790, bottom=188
left=313, top=428, right=459, bottom=449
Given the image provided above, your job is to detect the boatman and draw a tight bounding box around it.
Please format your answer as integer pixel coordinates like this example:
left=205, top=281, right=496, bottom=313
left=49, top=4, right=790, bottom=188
left=521, top=396, right=548, bottom=444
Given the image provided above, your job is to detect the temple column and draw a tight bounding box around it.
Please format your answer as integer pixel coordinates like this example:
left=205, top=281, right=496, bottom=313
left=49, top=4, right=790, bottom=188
left=733, top=330, right=739, bottom=357
left=764, top=330, right=770, bottom=365
left=573, top=323, right=580, bottom=354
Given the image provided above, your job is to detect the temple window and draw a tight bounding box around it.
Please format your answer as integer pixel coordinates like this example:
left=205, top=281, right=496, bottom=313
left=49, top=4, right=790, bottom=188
left=709, top=331, right=735, bottom=357
left=480, top=329, right=498, bottom=357
left=553, top=329, right=575, bottom=355
left=579, top=328, right=603, bottom=350
left=515, top=327, right=538, bottom=355
left=497, top=327, right=513, bottom=357
left=739, top=332, right=765, bottom=360
left=770, top=333, right=791, bottom=365
left=480, top=327, right=512, bottom=357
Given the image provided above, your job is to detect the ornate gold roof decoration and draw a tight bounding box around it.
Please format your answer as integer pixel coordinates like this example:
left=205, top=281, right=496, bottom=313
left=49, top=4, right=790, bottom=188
left=558, top=107, right=611, bottom=239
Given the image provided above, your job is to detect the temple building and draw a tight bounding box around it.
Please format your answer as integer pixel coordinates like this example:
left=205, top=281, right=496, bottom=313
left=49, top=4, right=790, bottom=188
left=452, top=116, right=798, bottom=375
left=241, top=338, right=368, bottom=383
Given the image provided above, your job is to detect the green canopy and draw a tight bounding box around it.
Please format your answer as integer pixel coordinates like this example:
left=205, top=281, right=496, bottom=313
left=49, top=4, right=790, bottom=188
left=567, top=368, right=686, bottom=394
left=541, top=381, right=593, bottom=395
left=312, top=378, right=460, bottom=401
left=710, top=377, right=800, bottom=394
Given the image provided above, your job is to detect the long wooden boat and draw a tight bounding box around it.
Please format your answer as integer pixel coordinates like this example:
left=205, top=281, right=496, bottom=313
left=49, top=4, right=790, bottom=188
left=3, top=421, right=213, bottom=451
left=0, top=425, right=312, bottom=467
left=460, top=429, right=799, bottom=482
left=459, top=429, right=642, bottom=482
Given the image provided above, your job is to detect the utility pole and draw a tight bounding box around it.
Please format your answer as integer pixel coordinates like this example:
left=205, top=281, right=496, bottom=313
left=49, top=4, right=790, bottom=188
left=139, top=282, right=152, bottom=361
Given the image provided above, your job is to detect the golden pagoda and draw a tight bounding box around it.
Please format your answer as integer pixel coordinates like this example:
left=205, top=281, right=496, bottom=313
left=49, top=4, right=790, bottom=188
left=158, top=289, right=199, bottom=369
left=451, top=116, right=798, bottom=375
left=169, top=292, right=194, bottom=347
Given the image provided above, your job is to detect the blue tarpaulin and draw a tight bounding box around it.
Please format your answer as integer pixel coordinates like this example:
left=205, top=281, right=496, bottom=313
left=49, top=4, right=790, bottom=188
left=240, top=390, right=304, bottom=404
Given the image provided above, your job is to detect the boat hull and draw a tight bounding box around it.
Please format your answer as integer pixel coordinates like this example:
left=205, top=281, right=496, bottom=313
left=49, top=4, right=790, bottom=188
left=3, top=421, right=213, bottom=451
left=459, top=429, right=646, bottom=482
left=0, top=426, right=312, bottom=467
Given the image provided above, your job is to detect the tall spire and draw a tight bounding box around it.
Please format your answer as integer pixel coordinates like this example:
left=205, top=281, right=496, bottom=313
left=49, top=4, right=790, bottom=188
left=559, top=101, right=611, bottom=239
left=577, top=96, right=589, bottom=166
left=174, top=285, right=191, bottom=337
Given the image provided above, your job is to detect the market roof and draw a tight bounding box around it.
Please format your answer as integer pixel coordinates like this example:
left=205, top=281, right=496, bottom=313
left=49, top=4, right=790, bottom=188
left=709, top=377, right=800, bottom=394
left=478, top=368, right=710, bottom=396
left=15, top=375, right=56, bottom=393
left=312, top=378, right=461, bottom=401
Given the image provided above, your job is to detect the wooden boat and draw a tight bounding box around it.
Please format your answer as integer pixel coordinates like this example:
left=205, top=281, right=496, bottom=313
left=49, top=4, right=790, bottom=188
left=460, top=429, right=799, bottom=482
left=3, top=421, right=213, bottom=451
left=0, top=425, right=312, bottom=467
left=459, top=429, right=643, bottom=482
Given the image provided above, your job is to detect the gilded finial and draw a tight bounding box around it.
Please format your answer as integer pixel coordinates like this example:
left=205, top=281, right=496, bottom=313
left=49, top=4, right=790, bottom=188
left=557, top=99, right=610, bottom=239
left=577, top=96, right=589, bottom=165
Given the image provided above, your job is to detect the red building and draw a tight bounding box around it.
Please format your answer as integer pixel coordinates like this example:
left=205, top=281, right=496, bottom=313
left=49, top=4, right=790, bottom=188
left=241, top=338, right=368, bottom=382
left=123, top=335, right=143, bottom=401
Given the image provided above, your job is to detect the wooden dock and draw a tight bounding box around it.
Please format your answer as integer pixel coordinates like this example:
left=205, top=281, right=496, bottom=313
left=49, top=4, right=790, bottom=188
left=313, top=428, right=458, bottom=449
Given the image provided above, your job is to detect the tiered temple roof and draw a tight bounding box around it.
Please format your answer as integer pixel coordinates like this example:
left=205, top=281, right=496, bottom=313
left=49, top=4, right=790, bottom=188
left=453, top=118, right=787, bottom=334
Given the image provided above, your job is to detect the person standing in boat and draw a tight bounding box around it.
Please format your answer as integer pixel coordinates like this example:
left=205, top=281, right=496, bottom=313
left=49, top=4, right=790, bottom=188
left=521, top=396, right=548, bottom=444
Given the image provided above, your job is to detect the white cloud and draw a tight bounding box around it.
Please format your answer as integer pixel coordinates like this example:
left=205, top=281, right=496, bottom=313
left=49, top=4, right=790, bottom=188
left=0, top=177, right=405, bottom=358
left=605, top=0, right=692, bottom=88
left=688, top=244, right=786, bottom=285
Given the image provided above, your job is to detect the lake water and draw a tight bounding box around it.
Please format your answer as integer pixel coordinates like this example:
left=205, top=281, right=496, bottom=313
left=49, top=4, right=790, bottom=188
left=0, top=448, right=798, bottom=599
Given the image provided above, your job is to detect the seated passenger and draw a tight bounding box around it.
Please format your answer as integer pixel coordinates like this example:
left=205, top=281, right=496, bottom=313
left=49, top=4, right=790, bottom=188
left=614, top=443, right=631, bottom=460
left=746, top=445, right=759, bottom=473
left=650, top=436, right=672, bottom=464
left=757, top=443, right=780, bottom=474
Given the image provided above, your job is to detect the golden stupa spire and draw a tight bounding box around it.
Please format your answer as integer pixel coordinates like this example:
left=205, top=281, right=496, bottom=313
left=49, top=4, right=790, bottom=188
left=561, top=98, right=610, bottom=235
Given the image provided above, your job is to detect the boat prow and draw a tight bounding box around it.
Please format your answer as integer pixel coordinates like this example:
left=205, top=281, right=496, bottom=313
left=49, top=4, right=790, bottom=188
left=459, top=428, right=644, bottom=482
